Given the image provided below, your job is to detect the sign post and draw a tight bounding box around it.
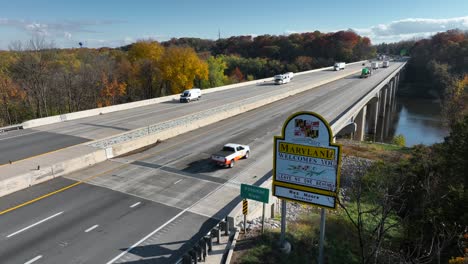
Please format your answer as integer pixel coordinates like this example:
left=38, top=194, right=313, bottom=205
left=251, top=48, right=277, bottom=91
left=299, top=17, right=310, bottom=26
left=242, top=199, right=248, bottom=233
left=240, top=184, right=270, bottom=234
left=272, top=112, right=342, bottom=260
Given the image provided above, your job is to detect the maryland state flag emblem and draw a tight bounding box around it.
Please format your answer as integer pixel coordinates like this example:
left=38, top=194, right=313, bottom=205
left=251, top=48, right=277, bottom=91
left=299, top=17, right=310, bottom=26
left=294, top=118, right=319, bottom=139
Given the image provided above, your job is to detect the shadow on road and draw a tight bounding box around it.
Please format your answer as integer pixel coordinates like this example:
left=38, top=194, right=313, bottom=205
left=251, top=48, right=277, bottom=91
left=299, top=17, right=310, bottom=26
left=182, top=157, right=223, bottom=174
left=256, top=82, right=275, bottom=86
left=344, top=75, right=362, bottom=79
left=116, top=169, right=273, bottom=264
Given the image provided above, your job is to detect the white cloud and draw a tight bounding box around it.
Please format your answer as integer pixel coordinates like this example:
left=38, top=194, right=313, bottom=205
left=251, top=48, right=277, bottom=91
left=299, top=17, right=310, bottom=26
left=353, top=16, right=468, bottom=43
left=64, top=32, right=72, bottom=39
left=0, top=18, right=124, bottom=48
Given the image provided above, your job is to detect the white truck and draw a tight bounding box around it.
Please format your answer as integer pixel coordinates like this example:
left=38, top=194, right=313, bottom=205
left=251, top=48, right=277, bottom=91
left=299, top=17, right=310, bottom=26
left=333, top=62, right=346, bottom=71
left=274, top=74, right=291, bottom=85
left=211, top=143, right=250, bottom=168
left=285, top=72, right=294, bottom=80
left=371, top=62, right=380, bottom=70
left=382, top=61, right=390, bottom=68
left=180, top=88, right=201, bottom=103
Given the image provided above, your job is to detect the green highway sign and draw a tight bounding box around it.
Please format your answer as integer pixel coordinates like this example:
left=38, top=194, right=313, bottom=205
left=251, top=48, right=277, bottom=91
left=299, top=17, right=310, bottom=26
left=241, top=184, right=269, bottom=203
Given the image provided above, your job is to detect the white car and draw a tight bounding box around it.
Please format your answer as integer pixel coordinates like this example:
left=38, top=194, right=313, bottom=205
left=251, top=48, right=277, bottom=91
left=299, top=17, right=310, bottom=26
left=211, top=143, right=250, bottom=168
left=333, top=62, right=346, bottom=71
left=180, top=88, right=201, bottom=103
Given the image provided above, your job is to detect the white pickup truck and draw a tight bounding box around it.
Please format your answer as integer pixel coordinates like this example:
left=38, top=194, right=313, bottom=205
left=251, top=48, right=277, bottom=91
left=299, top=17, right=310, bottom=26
left=274, top=74, right=291, bottom=85
left=211, top=143, right=250, bottom=168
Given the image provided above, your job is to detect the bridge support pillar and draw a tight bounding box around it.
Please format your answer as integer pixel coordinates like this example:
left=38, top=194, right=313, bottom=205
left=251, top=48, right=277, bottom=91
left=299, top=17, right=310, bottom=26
left=377, top=87, right=389, bottom=142
left=366, top=97, right=379, bottom=140
left=354, top=105, right=367, bottom=141
left=390, top=79, right=397, bottom=113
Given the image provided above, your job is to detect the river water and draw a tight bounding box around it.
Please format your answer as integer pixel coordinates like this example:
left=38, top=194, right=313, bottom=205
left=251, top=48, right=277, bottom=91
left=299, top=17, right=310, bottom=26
left=384, top=97, right=449, bottom=146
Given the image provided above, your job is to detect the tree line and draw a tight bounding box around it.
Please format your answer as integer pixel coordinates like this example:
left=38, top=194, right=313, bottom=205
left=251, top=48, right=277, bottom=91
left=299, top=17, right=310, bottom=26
left=0, top=30, right=375, bottom=126
left=341, top=29, right=467, bottom=264
left=377, top=29, right=468, bottom=127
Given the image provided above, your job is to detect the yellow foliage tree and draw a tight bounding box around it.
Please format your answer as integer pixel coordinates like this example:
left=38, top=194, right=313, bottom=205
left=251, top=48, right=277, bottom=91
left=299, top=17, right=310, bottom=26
left=128, top=40, right=164, bottom=63
left=159, top=46, right=208, bottom=94
left=127, top=40, right=164, bottom=98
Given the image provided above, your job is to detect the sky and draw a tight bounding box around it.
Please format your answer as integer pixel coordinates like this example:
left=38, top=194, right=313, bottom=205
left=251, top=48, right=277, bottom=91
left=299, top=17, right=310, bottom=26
left=0, top=0, right=467, bottom=50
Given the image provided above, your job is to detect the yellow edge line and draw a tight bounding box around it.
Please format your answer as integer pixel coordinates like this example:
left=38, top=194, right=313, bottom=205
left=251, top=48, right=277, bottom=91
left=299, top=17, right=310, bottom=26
left=0, top=71, right=357, bottom=216
left=0, top=165, right=125, bottom=216
left=0, top=182, right=81, bottom=216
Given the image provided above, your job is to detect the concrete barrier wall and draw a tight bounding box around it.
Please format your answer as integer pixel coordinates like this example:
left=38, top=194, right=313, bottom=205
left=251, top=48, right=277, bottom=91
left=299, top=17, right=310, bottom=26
left=0, top=147, right=107, bottom=197
left=90, top=67, right=362, bottom=154
left=21, top=61, right=365, bottom=129
left=1, top=64, right=362, bottom=197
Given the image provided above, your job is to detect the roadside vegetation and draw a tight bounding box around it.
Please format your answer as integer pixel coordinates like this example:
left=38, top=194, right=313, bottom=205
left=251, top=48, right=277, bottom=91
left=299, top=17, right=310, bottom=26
left=233, top=118, right=467, bottom=263
left=0, top=30, right=375, bottom=126
left=377, top=29, right=468, bottom=127
left=234, top=30, right=468, bottom=263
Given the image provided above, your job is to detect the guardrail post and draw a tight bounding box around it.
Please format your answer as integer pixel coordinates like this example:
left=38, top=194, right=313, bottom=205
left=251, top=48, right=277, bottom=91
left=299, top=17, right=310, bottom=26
left=224, top=216, right=229, bottom=236
left=204, top=235, right=212, bottom=252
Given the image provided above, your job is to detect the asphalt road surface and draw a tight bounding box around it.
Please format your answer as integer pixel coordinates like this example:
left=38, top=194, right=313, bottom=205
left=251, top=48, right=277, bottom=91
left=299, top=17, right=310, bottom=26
left=0, top=62, right=404, bottom=263
left=0, top=63, right=366, bottom=165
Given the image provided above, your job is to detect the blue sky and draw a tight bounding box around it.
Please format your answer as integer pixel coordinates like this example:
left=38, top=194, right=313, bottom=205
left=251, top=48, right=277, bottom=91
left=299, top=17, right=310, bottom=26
left=1, top=0, right=467, bottom=49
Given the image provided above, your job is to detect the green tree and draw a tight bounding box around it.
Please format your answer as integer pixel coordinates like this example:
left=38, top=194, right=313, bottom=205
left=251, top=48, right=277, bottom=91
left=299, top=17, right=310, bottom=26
left=202, top=56, right=227, bottom=88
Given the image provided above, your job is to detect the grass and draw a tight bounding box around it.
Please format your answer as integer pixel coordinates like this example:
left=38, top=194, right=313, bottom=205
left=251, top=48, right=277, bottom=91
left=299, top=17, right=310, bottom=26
left=233, top=211, right=363, bottom=264
left=339, top=140, right=411, bottom=162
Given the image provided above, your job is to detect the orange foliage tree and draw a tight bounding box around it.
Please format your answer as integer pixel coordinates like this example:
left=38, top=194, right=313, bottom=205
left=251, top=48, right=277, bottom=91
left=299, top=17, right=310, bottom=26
left=97, top=73, right=127, bottom=107
left=0, top=75, right=26, bottom=125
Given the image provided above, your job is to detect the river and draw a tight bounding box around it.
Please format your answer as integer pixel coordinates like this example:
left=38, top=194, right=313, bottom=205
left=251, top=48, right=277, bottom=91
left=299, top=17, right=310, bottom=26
left=384, top=97, right=449, bottom=146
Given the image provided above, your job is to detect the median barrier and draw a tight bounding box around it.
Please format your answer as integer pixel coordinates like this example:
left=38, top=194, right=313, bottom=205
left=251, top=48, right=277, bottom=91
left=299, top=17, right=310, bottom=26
left=21, top=61, right=364, bottom=129
left=0, top=146, right=107, bottom=197
left=89, top=67, right=361, bottom=157
left=0, top=66, right=360, bottom=197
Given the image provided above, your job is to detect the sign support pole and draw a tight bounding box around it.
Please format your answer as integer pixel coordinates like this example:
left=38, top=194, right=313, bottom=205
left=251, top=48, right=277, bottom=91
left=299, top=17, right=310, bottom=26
left=318, top=208, right=326, bottom=264
left=261, top=202, right=265, bottom=235
left=242, top=199, right=248, bottom=233
left=243, top=214, right=247, bottom=233
left=280, top=199, right=286, bottom=246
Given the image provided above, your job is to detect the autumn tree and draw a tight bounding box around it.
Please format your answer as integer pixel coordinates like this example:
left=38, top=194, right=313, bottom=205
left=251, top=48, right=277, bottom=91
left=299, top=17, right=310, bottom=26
left=229, top=67, right=244, bottom=83
left=53, top=51, right=82, bottom=113
left=128, top=40, right=164, bottom=98
left=97, top=73, right=127, bottom=107
left=159, top=46, right=208, bottom=94
left=0, top=75, right=25, bottom=125
left=9, top=38, right=56, bottom=118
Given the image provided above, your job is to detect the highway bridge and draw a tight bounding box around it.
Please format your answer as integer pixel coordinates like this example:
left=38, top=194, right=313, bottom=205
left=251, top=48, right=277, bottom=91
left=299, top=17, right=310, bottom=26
left=0, top=59, right=406, bottom=263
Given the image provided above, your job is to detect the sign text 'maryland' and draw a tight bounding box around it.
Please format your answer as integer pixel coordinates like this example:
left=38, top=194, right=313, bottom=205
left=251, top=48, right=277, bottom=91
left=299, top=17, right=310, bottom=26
left=279, top=142, right=335, bottom=160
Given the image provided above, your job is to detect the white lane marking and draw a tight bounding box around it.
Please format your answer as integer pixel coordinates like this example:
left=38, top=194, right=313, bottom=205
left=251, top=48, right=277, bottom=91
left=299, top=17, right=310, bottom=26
left=7, top=212, right=63, bottom=238
left=105, top=210, right=186, bottom=264
left=129, top=202, right=141, bottom=208
left=85, top=224, right=99, bottom=233
left=0, top=130, right=42, bottom=141
left=24, top=255, right=42, bottom=264
left=174, top=179, right=183, bottom=185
